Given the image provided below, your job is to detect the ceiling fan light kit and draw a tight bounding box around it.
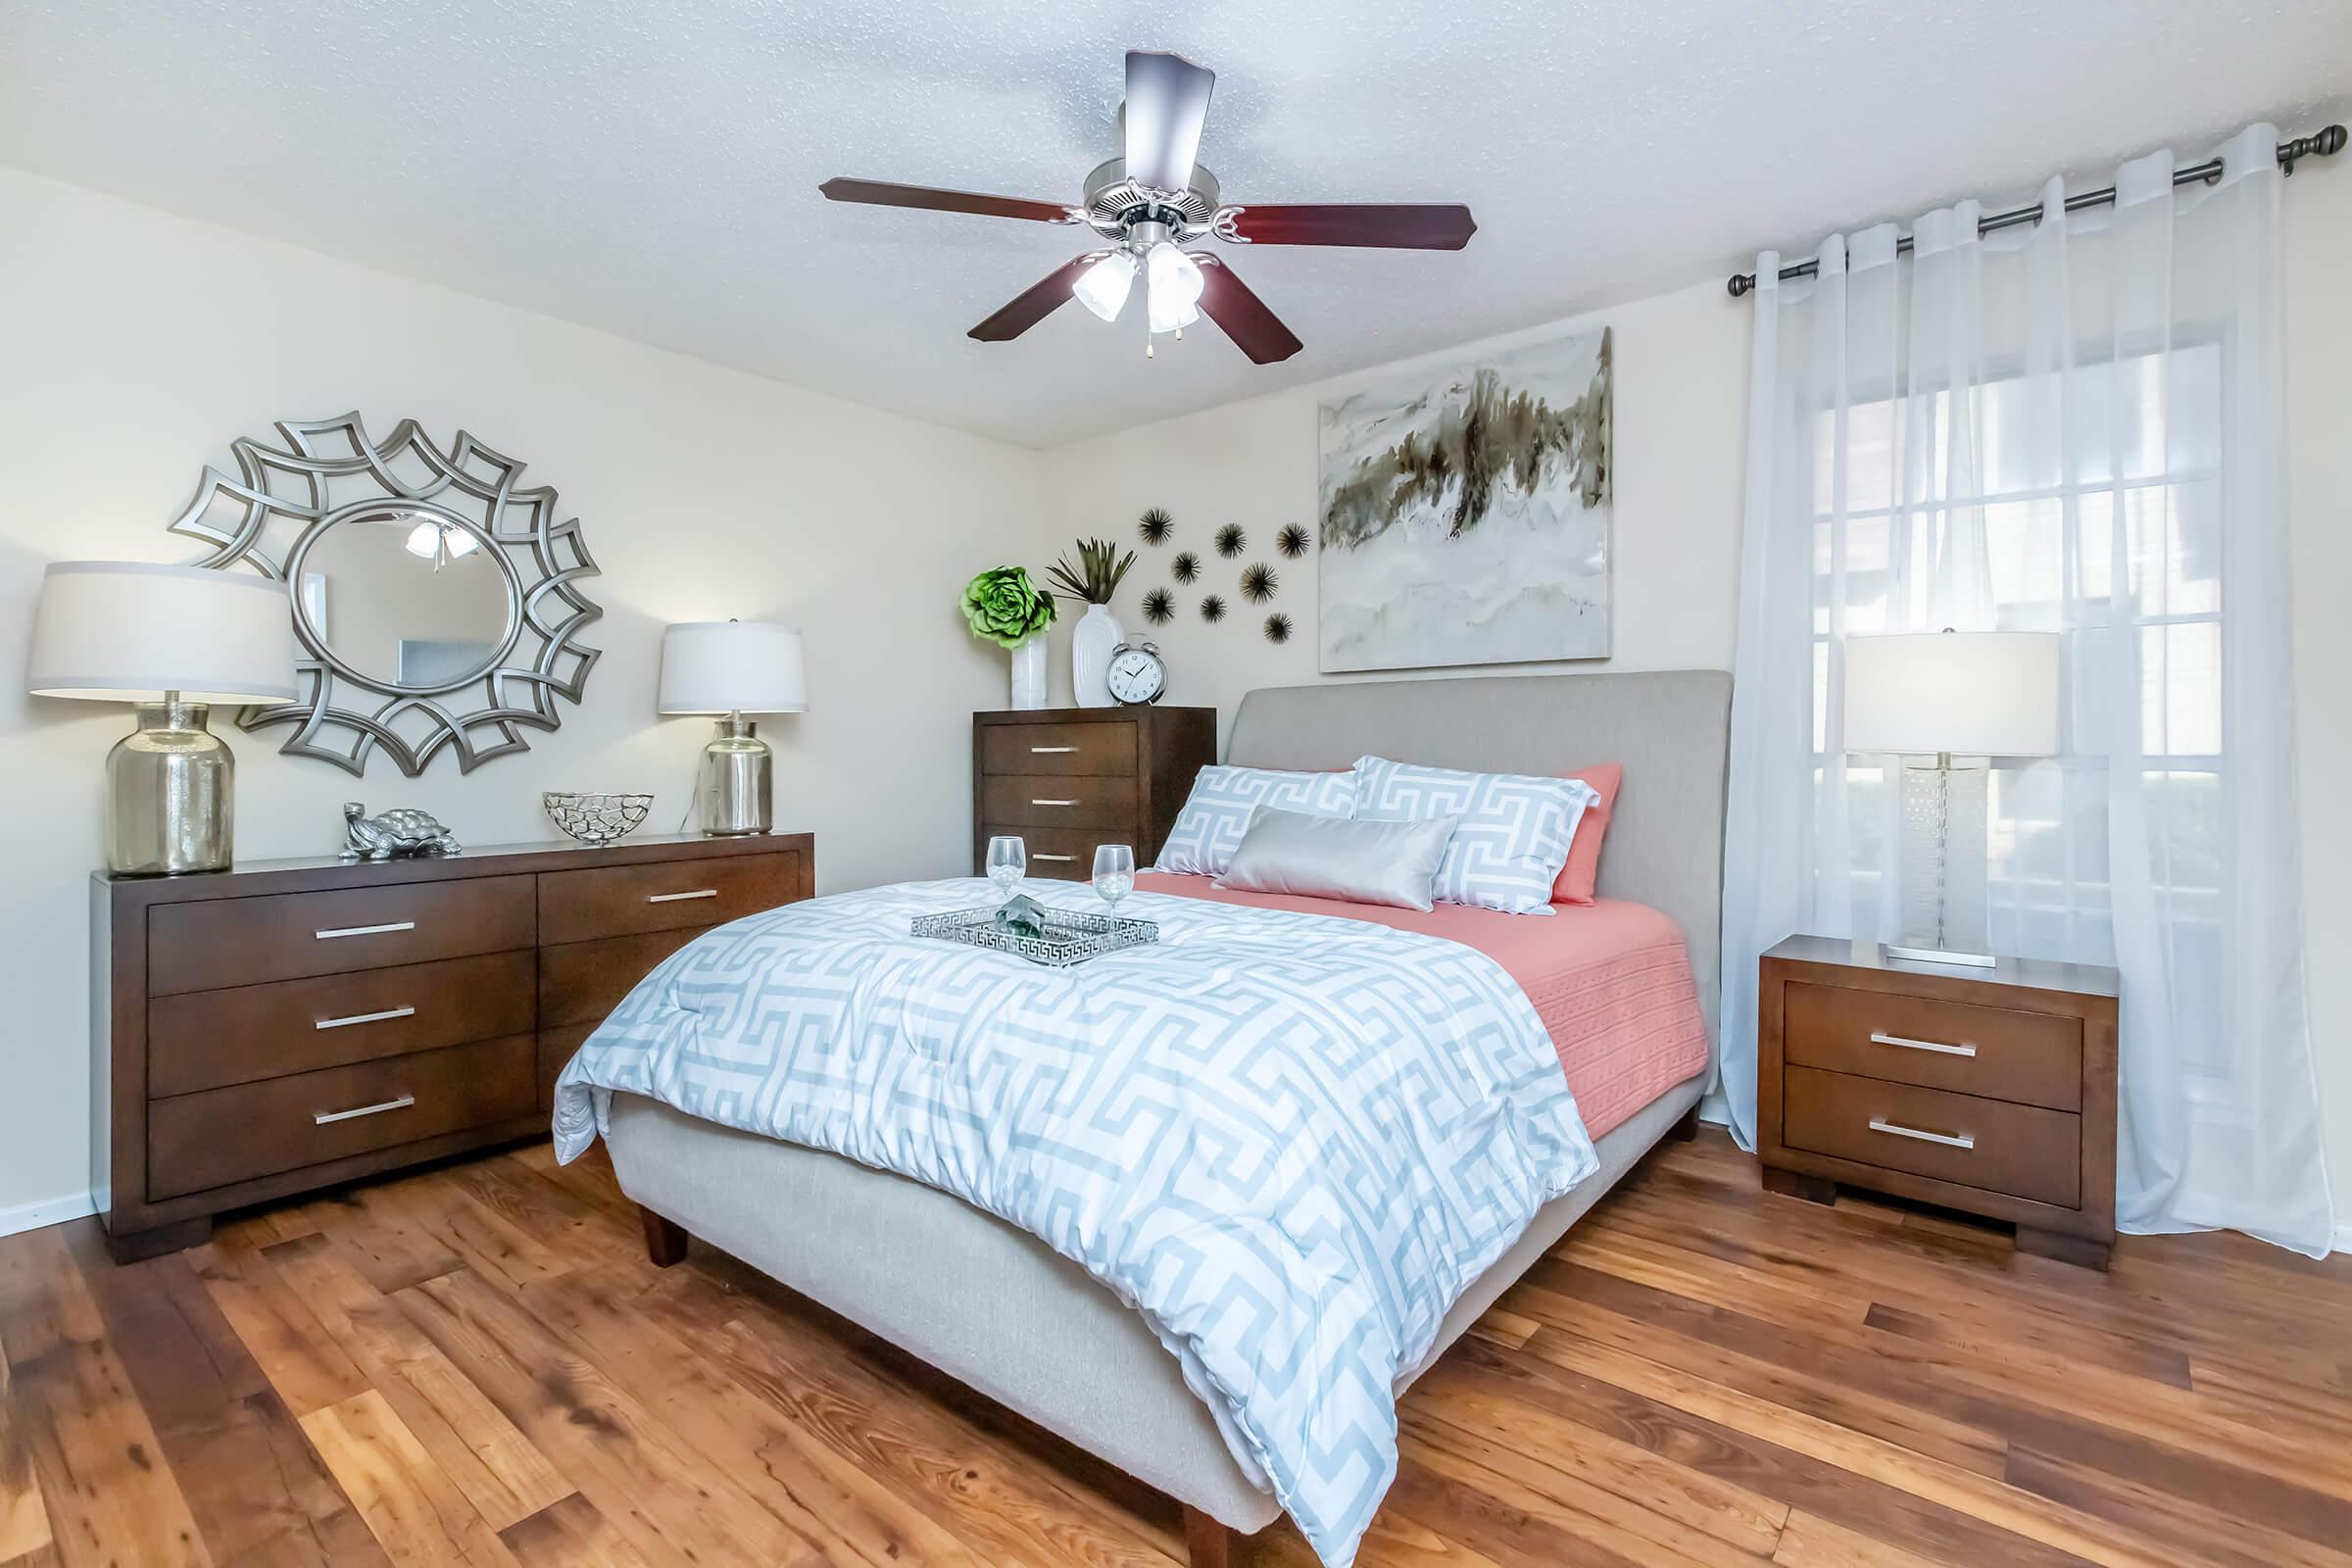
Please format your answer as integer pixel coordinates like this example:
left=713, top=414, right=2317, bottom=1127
left=820, top=50, right=1476, bottom=367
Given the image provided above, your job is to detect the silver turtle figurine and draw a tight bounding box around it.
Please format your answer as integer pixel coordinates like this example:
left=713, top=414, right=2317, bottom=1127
left=339, top=802, right=463, bottom=860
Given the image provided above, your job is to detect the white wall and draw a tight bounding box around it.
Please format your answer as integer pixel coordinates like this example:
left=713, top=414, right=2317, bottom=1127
left=1040, top=181, right=2352, bottom=1234
left=1034, top=279, right=1751, bottom=726
left=0, top=168, right=1045, bottom=1231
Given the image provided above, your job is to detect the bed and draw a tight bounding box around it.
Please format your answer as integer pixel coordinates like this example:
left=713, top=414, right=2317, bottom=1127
left=566, top=669, right=1731, bottom=1567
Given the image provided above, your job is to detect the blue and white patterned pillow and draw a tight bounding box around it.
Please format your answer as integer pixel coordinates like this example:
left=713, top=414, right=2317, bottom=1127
left=1351, top=756, right=1597, bottom=915
left=1154, top=765, right=1357, bottom=877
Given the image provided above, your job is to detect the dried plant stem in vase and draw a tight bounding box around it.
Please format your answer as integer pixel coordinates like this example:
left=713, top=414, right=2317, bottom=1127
left=1049, top=538, right=1136, bottom=708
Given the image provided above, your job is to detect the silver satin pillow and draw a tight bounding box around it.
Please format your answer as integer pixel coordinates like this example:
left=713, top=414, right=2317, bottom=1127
left=1214, top=807, right=1460, bottom=912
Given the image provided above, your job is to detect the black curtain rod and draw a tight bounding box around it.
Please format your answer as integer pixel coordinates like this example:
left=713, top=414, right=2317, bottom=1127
left=1727, top=123, right=2346, bottom=297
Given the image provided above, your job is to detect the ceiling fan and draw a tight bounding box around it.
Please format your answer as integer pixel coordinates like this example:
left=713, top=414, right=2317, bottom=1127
left=819, top=50, right=1476, bottom=365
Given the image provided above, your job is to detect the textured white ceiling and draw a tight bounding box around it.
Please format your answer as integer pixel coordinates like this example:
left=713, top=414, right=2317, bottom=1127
left=2, top=1, right=2346, bottom=448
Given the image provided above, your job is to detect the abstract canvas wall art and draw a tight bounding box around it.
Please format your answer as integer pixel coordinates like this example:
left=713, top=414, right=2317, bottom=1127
left=1317, top=325, right=1612, bottom=672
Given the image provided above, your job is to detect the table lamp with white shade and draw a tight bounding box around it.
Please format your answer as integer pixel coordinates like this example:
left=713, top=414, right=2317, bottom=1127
left=1842, top=629, right=2060, bottom=966
left=658, top=621, right=808, bottom=835
left=26, top=562, right=297, bottom=875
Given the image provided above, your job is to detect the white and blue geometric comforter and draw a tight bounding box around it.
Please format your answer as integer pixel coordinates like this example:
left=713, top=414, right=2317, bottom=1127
left=552, top=878, right=1596, bottom=1567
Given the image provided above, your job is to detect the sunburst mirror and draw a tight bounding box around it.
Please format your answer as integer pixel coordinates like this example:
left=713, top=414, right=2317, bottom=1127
left=167, top=413, right=602, bottom=776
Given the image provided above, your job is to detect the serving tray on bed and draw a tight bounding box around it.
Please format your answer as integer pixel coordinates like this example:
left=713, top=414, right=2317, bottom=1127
left=910, top=905, right=1158, bottom=966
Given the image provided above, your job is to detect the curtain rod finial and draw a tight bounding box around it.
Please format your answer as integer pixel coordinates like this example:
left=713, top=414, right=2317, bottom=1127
left=2281, top=123, right=2345, bottom=175
left=1728, top=272, right=1755, bottom=298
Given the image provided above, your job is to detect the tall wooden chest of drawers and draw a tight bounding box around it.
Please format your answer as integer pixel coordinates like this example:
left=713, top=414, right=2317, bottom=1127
left=1757, top=935, right=2120, bottom=1269
left=93, top=832, right=812, bottom=1260
left=972, top=707, right=1216, bottom=881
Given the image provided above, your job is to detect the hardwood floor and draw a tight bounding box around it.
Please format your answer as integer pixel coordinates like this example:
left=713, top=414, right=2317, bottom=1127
left=4, top=1128, right=2349, bottom=1567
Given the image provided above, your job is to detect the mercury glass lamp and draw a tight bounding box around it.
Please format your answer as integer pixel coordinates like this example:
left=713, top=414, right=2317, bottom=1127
left=1842, top=629, right=2060, bottom=966
left=26, top=562, right=297, bottom=875
left=658, top=621, right=808, bottom=835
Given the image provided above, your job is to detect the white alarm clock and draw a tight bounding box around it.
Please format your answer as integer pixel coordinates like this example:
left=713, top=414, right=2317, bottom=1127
left=1105, top=641, right=1168, bottom=706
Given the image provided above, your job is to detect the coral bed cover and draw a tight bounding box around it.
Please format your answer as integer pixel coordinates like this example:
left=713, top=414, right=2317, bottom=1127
left=1138, top=870, right=1711, bottom=1139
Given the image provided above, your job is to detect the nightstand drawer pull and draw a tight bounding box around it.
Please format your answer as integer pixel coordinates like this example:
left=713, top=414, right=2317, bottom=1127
left=1032, top=853, right=1077, bottom=863
left=1030, top=798, right=1078, bottom=808
left=1869, top=1117, right=1976, bottom=1151
left=1029, top=745, right=1078, bottom=754
left=1870, top=1030, right=1978, bottom=1057
left=314, top=1005, right=416, bottom=1032
left=315, top=920, right=416, bottom=941
left=645, top=888, right=719, bottom=905
left=314, top=1094, right=416, bottom=1125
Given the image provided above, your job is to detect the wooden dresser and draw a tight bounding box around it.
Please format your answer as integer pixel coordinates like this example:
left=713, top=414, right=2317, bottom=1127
left=972, top=707, right=1216, bottom=881
left=1757, top=935, right=2120, bottom=1269
left=93, top=832, right=812, bottom=1260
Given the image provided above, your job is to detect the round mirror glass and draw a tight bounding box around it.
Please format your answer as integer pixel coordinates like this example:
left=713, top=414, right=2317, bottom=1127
left=292, top=506, right=516, bottom=690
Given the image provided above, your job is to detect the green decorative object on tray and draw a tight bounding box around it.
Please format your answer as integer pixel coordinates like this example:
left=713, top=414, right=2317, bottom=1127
left=912, top=903, right=1159, bottom=966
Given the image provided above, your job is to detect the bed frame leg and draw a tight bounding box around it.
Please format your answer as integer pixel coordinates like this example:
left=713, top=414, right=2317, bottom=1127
left=639, top=1204, right=689, bottom=1267
left=1182, top=1506, right=1246, bottom=1568
left=1667, top=1103, right=1700, bottom=1142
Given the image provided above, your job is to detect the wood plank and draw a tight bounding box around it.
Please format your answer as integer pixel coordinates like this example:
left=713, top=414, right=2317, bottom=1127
left=260, top=1232, right=571, bottom=1532
left=299, top=1389, right=520, bottom=1566
left=0, top=1337, right=54, bottom=1562
left=496, top=1492, right=655, bottom=1568
left=394, top=1266, right=827, bottom=1568
left=190, top=1230, right=369, bottom=1419
left=0, top=1227, right=214, bottom=1567
left=58, top=1224, right=386, bottom=1568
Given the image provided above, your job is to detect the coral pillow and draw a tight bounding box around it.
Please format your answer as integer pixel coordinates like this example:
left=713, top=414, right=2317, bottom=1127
left=1550, top=763, right=1622, bottom=906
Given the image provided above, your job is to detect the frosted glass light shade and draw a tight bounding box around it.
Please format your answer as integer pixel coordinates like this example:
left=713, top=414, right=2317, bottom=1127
left=27, top=561, right=297, bottom=705
left=1073, top=252, right=1137, bottom=322
left=658, top=621, right=808, bottom=714
left=1145, top=242, right=1203, bottom=333
left=1843, top=630, right=2060, bottom=757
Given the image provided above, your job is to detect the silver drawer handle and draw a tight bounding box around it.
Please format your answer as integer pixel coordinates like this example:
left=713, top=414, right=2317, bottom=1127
left=1031, top=799, right=1078, bottom=808
left=647, top=889, right=719, bottom=904
left=1869, top=1117, right=1976, bottom=1151
left=1032, top=853, right=1076, bottom=863
left=1870, top=1031, right=1978, bottom=1057
left=315, top=1005, right=416, bottom=1032
left=315, top=1095, right=416, bottom=1125
left=1029, top=745, right=1078, bottom=754
left=315, top=920, right=416, bottom=941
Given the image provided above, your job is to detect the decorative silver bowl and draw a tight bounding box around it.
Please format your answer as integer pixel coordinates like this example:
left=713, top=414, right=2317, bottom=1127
left=544, top=791, right=654, bottom=848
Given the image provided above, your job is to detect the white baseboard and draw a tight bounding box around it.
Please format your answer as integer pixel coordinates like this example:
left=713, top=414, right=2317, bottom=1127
left=0, top=1190, right=96, bottom=1240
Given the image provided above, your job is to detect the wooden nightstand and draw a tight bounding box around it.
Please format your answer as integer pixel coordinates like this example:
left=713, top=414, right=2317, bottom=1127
left=1757, top=935, right=2120, bottom=1269
left=972, top=707, right=1216, bottom=881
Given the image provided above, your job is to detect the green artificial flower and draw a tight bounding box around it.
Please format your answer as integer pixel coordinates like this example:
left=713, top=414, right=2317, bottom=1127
left=960, top=565, right=1057, bottom=649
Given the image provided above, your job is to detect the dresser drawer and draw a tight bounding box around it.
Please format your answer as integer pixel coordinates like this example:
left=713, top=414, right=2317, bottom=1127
left=981, top=721, right=1138, bottom=777
left=539, top=928, right=710, bottom=1027
left=975, top=823, right=1129, bottom=882
left=1784, top=981, right=2082, bottom=1111
left=980, top=773, right=1138, bottom=830
left=1781, top=1066, right=2080, bottom=1208
left=538, top=850, right=800, bottom=946
left=147, top=1035, right=534, bottom=1200
left=148, top=952, right=536, bottom=1098
left=148, top=876, right=536, bottom=997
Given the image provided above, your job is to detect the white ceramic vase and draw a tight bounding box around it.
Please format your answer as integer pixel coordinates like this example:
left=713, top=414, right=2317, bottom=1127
left=1070, top=604, right=1122, bottom=708
left=1008, top=635, right=1048, bottom=710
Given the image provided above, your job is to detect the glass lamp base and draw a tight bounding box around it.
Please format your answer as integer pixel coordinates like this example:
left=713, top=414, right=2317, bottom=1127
left=1894, top=758, right=1991, bottom=964
left=106, top=701, right=232, bottom=876
left=699, top=714, right=772, bottom=836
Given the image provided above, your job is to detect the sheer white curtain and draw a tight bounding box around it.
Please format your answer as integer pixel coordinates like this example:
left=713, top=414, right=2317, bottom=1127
left=1720, top=123, right=2336, bottom=1255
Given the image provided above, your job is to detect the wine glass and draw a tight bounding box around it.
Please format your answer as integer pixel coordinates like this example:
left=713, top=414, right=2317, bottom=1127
left=1092, top=843, right=1136, bottom=913
left=985, top=835, right=1027, bottom=902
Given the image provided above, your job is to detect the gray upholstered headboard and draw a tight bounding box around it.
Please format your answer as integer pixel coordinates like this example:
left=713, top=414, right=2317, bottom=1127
left=1226, top=670, right=1733, bottom=1045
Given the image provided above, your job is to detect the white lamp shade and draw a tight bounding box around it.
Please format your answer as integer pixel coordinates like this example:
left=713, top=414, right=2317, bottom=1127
left=26, top=561, right=297, bottom=705
left=658, top=621, right=808, bottom=714
left=1843, top=630, right=2060, bottom=757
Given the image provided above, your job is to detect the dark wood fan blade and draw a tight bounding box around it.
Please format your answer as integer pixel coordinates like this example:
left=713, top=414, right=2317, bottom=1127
left=1194, top=259, right=1303, bottom=365
left=1223, top=203, right=1477, bottom=250
left=968, top=258, right=1093, bottom=341
left=819, top=177, right=1072, bottom=224
left=1123, top=50, right=1216, bottom=193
